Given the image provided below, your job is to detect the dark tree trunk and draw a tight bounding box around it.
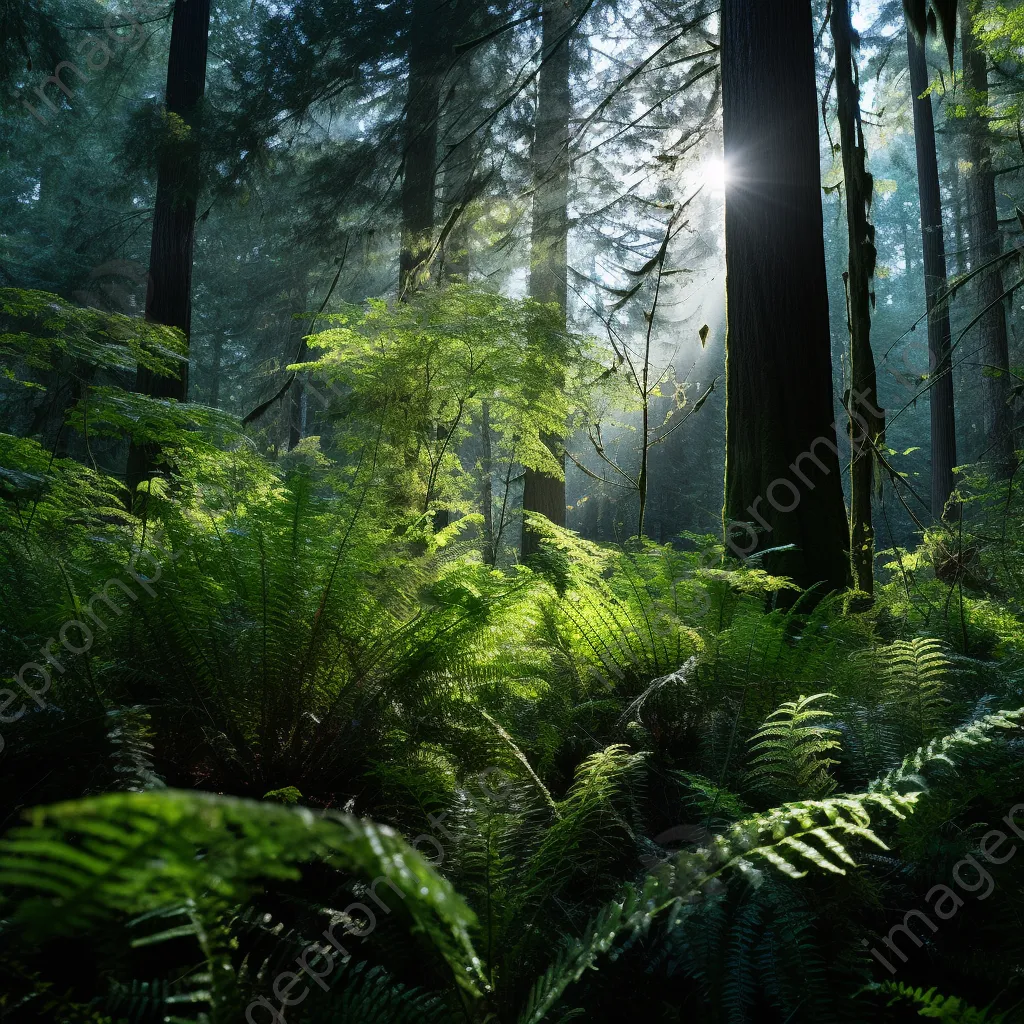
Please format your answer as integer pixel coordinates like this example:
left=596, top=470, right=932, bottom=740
left=126, top=0, right=211, bottom=493
left=438, top=65, right=474, bottom=286
left=907, top=28, right=958, bottom=518
left=960, top=0, right=1014, bottom=476
left=721, top=0, right=850, bottom=594
left=832, top=0, right=883, bottom=596
left=400, top=0, right=458, bottom=528
left=521, top=0, right=572, bottom=556
left=399, top=0, right=445, bottom=298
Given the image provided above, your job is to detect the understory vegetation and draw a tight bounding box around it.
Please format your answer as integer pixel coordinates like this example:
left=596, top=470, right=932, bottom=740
left=2, top=295, right=1024, bottom=1021
left=6, top=0, right=1024, bottom=1019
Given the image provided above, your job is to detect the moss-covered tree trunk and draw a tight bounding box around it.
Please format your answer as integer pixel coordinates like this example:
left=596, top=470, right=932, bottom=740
left=126, top=0, right=211, bottom=494
left=521, top=0, right=572, bottom=556
left=832, top=0, right=883, bottom=595
left=721, top=0, right=851, bottom=593
left=961, top=0, right=1014, bottom=476
left=906, top=27, right=958, bottom=518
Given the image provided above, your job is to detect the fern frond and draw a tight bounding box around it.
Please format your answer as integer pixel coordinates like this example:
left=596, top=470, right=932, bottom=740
left=518, top=785, right=919, bottom=1022
left=871, top=981, right=1005, bottom=1022
left=745, top=693, right=841, bottom=801
left=878, top=637, right=952, bottom=747
left=0, top=790, right=486, bottom=996
left=871, top=706, right=1024, bottom=793
left=105, top=706, right=165, bottom=793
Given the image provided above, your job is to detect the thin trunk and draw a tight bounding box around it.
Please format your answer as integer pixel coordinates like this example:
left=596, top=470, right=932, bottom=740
left=288, top=382, right=304, bottom=451
left=480, top=402, right=495, bottom=564
left=721, top=0, right=851, bottom=594
left=521, top=0, right=572, bottom=556
left=126, top=0, right=211, bottom=493
left=399, top=0, right=445, bottom=298
left=907, top=28, right=958, bottom=518
left=439, top=75, right=474, bottom=285
left=638, top=394, right=649, bottom=539
left=949, top=155, right=967, bottom=276
left=961, top=0, right=1014, bottom=475
left=401, top=0, right=455, bottom=528
left=832, top=0, right=883, bottom=596
left=209, top=331, right=223, bottom=409
left=901, top=201, right=912, bottom=273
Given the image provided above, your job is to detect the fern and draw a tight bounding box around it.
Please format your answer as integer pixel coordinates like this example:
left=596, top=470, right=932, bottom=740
left=872, top=982, right=1005, bottom=1022
left=517, top=786, right=918, bottom=1022
left=745, top=693, right=842, bottom=801
left=105, top=706, right=166, bottom=793
left=879, top=637, right=952, bottom=747
left=871, top=706, right=1024, bottom=794
left=0, top=790, right=488, bottom=1002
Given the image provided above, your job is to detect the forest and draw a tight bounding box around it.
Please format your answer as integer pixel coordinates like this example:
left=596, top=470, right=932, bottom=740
left=3, top=0, right=1024, bottom=1020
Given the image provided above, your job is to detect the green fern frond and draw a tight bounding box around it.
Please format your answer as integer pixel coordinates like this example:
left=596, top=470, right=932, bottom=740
left=871, top=981, right=1005, bottom=1022
left=302, top=958, right=450, bottom=1024
left=871, top=706, right=1024, bottom=793
left=105, top=706, right=165, bottom=793
left=0, top=790, right=486, bottom=997
left=518, top=785, right=919, bottom=1022
left=746, top=693, right=842, bottom=801
left=878, top=637, right=952, bottom=746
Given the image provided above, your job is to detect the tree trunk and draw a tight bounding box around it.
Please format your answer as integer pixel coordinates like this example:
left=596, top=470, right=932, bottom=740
left=209, top=330, right=223, bottom=409
left=400, top=0, right=456, bottom=528
left=521, top=0, right=572, bottom=556
left=479, top=402, right=495, bottom=564
left=949, top=155, right=967, bottom=276
left=438, top=68, right=474, bottom=285
left=126, top=0, right=211, bottom=493
left=399, top=0, right=445, bottom=298
left=288, top=381, right=305, bottom=451
left=721, top=0, right=850, bottom=594
left=960, top=0, right=1014, bottom=476
left=832, top=0, right=883, bottom=596
left=907, top=28, right=958, bottom=518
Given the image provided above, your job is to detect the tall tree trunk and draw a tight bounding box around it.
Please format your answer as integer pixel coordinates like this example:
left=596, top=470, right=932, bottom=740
left=209, top=330, right=223, bottom=409
left=949, top=155, right=967, bottom=276
left=479, top=402, right=495, bottom=564
left=126, top=0, right=211, bottom=494
left=907, top=28, right=958, bottom=518
left=960, top=0, right=1014, bottom=475
left=521, top=0, right=572, bottom=556
left=399, top=0, right=445, bottom=298
left=721, top=0, right=850, bottom=594
left=438, top=75, right=474, bottom=285
left=832, top=0, right=883, bottom=596
left=288, top=381, right=305, bottom=450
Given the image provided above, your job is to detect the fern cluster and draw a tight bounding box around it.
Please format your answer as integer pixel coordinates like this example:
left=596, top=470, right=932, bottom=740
left=5, top=295, right=1024, bottom=1022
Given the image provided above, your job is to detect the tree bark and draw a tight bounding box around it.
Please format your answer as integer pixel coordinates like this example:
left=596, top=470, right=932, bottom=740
left=209, top=330, right=223, bottom=409
left=960, top=0, right=1014, bottom=476
left=126, top=0, right=211, bottom=493
left=399, top=0, right=446, bottom=298
left=832, top=0, right=883, bottom=596
left=949, top=155, right=967, bottom=277
left=721, top=0, right=850, bottom=594
left=906, top=28, right=958, bottom=518
left=288, top=381, right=305, bottom=451
left=521, top=0, right=572, bottom=556
left=479, top=402, right=495, bottom=564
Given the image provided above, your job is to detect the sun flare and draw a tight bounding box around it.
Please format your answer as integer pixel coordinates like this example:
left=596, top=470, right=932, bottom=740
left=703, top=156, right=729, bottom=194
